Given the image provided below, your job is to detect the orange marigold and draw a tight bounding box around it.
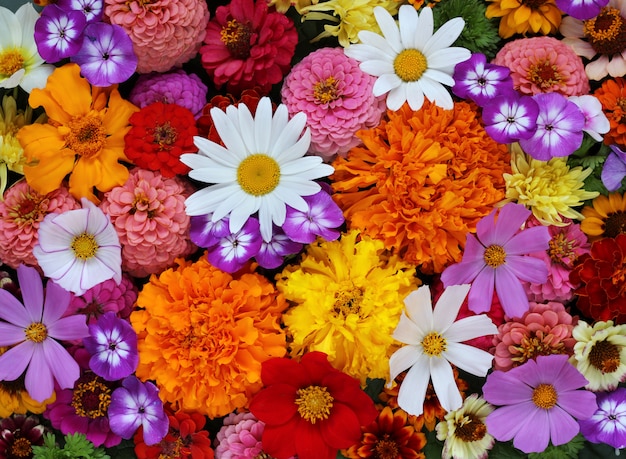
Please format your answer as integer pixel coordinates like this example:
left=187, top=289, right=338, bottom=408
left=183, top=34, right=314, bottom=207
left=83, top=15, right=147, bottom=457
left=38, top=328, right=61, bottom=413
left=594, top=77, right=626, bottom=146
left=331, top=101, right=510, bottom=274
left=485, top=0, right=562, bottom=39
left=130, top=256, right=288, bottom=418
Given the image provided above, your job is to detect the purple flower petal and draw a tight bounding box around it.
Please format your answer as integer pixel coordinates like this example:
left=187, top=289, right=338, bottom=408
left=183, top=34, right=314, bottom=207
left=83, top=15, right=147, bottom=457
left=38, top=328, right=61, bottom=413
left=17, top=264, right=44, bottom=323
left=548, top=405, right=584, bottom=446
left=483, top=368, right=534, bottom=406
left=467, top=267, right=495, bottom=314
left=556, top=0, right=609, bottom=20
left=0, top=289, right=30, bottom=328
left=57, top=0, right=103, bottom=24
left=485, top=402, right=533, bottom=441
left=0, top=322, right=27, bottom=347
left=478, top=203, right=530, bottom=246
left=206, top=217, right=262, bottom=272
left=283, top=190, right=344, bottom=244
left=505, top=225, right=551, bottom=255
left=42, top=338, right=81, bottom=390
left=494, top=265, right=530, bottom=318
left=25, top=344, right=54, bottom=402
left=0, top=340, right=34, bottom=380
left=504, top=255, right=549, bottom=284
left=452, top=53, right=515, bottom=107
left=34, top=4, right=86, bottom=63
left=190, top=214, right=230, bottom=248
left=557, top=390, right=598, bottom=420
left=256, top=229, right=302, bottom=269
left=482, top=94, right=539, bottom=144
left=602, top=146, right=626, bottom=192
left=41, top=280, right=72, bottom=326
left=513, top=407, right=551, bottom=453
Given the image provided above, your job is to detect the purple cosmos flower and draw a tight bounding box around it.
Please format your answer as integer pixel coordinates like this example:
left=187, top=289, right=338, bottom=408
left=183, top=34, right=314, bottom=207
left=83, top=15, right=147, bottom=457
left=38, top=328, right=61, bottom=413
left=0, top=264, right=89, bottom=402
left=482, top=93, right=539, bottom=144
left=108, top=375, right=168, bottom=446
left=83, top=312, right=138, bottom=381
left=206, top=217, right=262, bottom=273
left=189, top=213, right=231, bottom=248
left=520, top=93, right=586, bottom=161
left=440, top=203, right=550, bottom=318
left=283, top=189, right=344, bottom=244
left=579, top=387, right=626, bottom=449
left=569, top=95, right=610, bottom=142
left=256, top=228, right=303, bottom=269
left=602, top=145, right=626, bottom=192
left=483, top=355, right=597, bottom=454
left=57, top=0, right=103, bottom=24
left=452, top=53, right=515, bottom=107
left=71, top=22, right=137, bottom=87
left=555, top=0, right=609, bottom=20
left=34, top=4, right=86, bottom=63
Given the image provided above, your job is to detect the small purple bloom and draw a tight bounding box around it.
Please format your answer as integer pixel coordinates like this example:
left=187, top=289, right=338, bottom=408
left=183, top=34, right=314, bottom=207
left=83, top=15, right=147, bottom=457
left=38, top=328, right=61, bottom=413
left=556, top=0, right=609, bottom=20
left=206, top=217, right=262, bottom=273
left=71, top=22, right=137, bottom=87
left=452, top=53, right=515, bottom=107
left=83, top=312, right=138, bottom=381
left=256, top=228, right=303, bottom=269
left=482, top=93, right=539, bottom=144
left=520, top=93, right=586, bottom=160
left=57, top=0, right=103, bottom=23
left=190, top=213, right=231, bottom=248
left=283, top=189, right=344, bottom=244
left=602, top=145, right=626, bottom=192
left=108, top=375, right=169, bottom=446
left=579, top=387, right=626, bottom=449
left=34, top=4, right=86, bottom=63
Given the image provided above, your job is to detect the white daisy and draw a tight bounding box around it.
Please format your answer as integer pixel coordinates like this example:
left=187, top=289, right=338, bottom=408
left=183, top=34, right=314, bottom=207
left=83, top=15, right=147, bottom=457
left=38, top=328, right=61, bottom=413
left=0, top=4, right=55, bottom=93
left=389, top=284, right=496, bottom=416
left=344, top=5, right=470, bottom=111
left=181, top=97, right=334, bottom=242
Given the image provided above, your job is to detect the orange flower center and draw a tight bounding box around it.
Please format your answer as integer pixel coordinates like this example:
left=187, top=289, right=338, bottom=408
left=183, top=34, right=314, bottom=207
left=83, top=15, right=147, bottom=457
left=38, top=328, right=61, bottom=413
left=10, top=437, right=32, bottom=458
left=513, top=334, right=565, bottom=366
left=589, top=339, right=621, bottom=373
left=236, top=154, right=280, bottom=196
left=24, top=322, right=47, bottom=343
left=394, top=49, right=428, bottom=82
left=158, top=437, right=184, bottom=459
left=422, top=331, right=447, bottom=357
left=152, top=122, right=177, bottom=149
left=584, top=7, right=626, bottom=56
left=220, top=19, right=252, bottom=59
left=313, top=76, right=340, bottom=104
left=603, top=211, right=626, bottom=238
left=71, top=233, right=99, bottom=260
left=0, top=49, right=24, bottom=77
left=71, top=378, right=112, bottom=419
left=295, top=385, right=334, bottom=424
left=528, top=60, right=562, bottom=89
left=522, top=0, right=549, bottom=8
left=455, top=413, right=487, bottom=442
left=532, top=383, right=558, bottom=410
left=548, top=232, right=577, bottom=267
left=333, top=282, right=364, bottom=317
left=66, top=114, right=107, bottom=159
left=483, top=245, right=506, bottom=268
left=374, top=438, right=400, bottom=459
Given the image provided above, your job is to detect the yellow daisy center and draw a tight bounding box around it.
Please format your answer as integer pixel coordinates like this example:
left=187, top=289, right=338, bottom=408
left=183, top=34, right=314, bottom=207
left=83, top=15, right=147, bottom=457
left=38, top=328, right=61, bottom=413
left=393, top=49, right=428, bottom=82
left=24, top=322, right=47, bottom=343
left=532, top=383, right=558, bottom=410
left=584, top=7, right=626, bottom=56
left=10, top=438, right=32, bottom=458
left=66, top=114, right=107, bottom=159
left=455, top=413, right=487, bottom=442
left=313, top=76, right=340, bottom=104
left=295, top=385, right=334, bottom=424
left=237, top=154, right=280, bottom=196
left=374, top=439, right=400, bottom=459
left=589, top=339, right=621, bottom=374
left=528, top=60, right=562, bottom=89
left=71, top=233, right=99, bottom=260
left=71, top=378, right=112, bottom=419
left=0, top=49, right=24, bottom=77
left=422, top=331, right=447, bottom=357
left=220, top=19, right=252, bottom=59
left=483, top=245, right=506, bottom=268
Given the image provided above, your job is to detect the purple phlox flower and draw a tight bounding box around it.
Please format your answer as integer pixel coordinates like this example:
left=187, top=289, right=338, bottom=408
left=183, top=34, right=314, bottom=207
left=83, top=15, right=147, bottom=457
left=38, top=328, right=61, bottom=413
left=255, top=227, right=303, bottom=270
left=556, top=0, right=609, bottom=20
left=440, top=203, right=550, bottom=318
left=520, top=92, right=586, bottom=161
left=108, top=375, right=169, bottom=446
left=57, top=0, right=103, bottom=24
left=71, top=22, right=137, bottom=87
left=579, top=387, right=626, bottom=449
left=206, top=217, right=262, bottom=273
left=602, top=144, right=626, bottom=192
left=568, top=95, right=610, bottom=142
left=282, top=188, right=344, bottom=244
left=482, top=93, right=539, bottom=144
left=34, top=4, right=86, bottom=63
left=189, top=213, right=231, bottom=248
left=0, top=264, right=89, bottom=402
left=452, top=53, right=515, bottom=107
left=483, top=354, right=597, bottom=454
left=83, top=312, right=138, bottom=381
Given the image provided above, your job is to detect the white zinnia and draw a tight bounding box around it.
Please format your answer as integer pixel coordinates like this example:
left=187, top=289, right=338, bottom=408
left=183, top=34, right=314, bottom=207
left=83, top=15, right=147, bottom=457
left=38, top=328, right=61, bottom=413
left=0, top=4, right=55, bottom=93
left=181, top=97, right=334, bottom=242
left=344, top=5, right=470, bottom=112
left=389, top=284, right=497, bottom=416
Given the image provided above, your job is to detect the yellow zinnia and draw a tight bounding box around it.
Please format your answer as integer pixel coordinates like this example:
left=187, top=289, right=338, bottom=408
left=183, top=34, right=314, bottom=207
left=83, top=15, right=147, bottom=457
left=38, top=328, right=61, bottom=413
left=277, top=230, right=419, bottom=384
left=486, top=0, right=562, bottom=39
left=16, top=63, right=138, bottom=202
left=581, top=192, right=626, bottom=241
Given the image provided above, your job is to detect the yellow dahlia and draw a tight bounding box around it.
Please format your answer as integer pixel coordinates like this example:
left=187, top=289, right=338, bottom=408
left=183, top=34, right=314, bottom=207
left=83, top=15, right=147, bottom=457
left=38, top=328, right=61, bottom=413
left=131, top=256, right=288, bottom=418
left=581, top=192, right=626, bottom=241
left=502, top=143, right=599, bottom=226
left=485, top=0, right=562, bottom=39
left=331, top=100, right=510, bottom=274
left=276, top=230, right=419, bottom=384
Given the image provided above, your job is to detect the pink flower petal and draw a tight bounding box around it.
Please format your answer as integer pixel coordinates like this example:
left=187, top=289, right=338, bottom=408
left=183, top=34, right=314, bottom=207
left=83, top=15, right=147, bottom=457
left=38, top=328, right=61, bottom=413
left=47, top=315, right=89, bottom=341
left=0, top=322, right=27, bottom=346
left=505, top=226, right=551, bottom=255
left=548, top=405, right=582, bottom=446
left=0, top=289, right=30, bottom=328
left=467, top=267, right=495, bottom=314
left=42, top=338, right=80, bottom=390
left=0, top=340, right=34, bottom=380
left=25, top=344, right=54, bottom=402
left=17, top=264, right=44, bottom=323
left=494, top=265, right=530, bottom=318
left=42, top=281, right=71, bottom=325
left=511, top=406, right=551, bottom=453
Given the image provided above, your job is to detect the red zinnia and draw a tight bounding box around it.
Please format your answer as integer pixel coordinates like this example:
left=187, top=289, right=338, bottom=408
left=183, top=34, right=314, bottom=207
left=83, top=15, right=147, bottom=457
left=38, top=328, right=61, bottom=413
left=124, top=102, right=197, bottom=178
left=570, top=234, right=626, bottom=324
left=249, top=351, right=378, bottom=459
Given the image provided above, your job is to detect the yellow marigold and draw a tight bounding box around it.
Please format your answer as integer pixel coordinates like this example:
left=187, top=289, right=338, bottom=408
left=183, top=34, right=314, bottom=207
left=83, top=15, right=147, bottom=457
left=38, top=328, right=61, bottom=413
left=502, top=143, right=599, bottom=226
left=16, top=63, right=138, bottom=202
left=300, top=0, right=400, bottom=47
left=331, top=100, right=510, bottom=274
left=485, top=0, right=562, bottom=39
left=581, top=192, right=626, bottom=242
left=276, top=230, right=419, bottom=384
left=131, top=256, right=288, bottom=418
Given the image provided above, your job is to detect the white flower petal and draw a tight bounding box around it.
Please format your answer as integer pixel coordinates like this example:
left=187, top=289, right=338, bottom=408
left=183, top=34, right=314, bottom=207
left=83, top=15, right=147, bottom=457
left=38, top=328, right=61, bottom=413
left=443, top=342, right=494, bottom=377
left=423, top=17, right=465, bottom=55
left=430, top=357, right=462, bottom=412
left=399, top=5, right=418, bottom=49
left=432, top=284, right=470, bottom=333
left=374, top=6, right=402, bottom=53
left=396, top=355, right=430, bottom=416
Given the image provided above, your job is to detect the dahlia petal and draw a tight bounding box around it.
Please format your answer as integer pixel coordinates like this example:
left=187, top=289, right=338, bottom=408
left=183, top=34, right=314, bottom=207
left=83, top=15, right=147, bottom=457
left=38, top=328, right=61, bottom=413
left=320, top=402, right=361, bottom=448
left=42, top=338, right=80, bottom=390
left=430, top=357, right=461, bottom=412
left=25, top=344, right=54, bottom=402
left=261, top=424, right=298, bottom=459
left=467, top=268, right=495, bottom=314
left=389, top=345, right=423, bottom=381
left=494, top=265, right=530, bottom=319
left=17, top=264, right=44, bottom=322
left=294, top=418, right=334, bottom=459
left=443, top=342, right=494, bottom=377
left=0, top=289, right=30, bottom=328
left=261, top=357, right=310, bottom=387
left=432, top=284, right=470, bottom=332
left=41, top=281, right=71, bottom=325
left=397, top=359, right=430, bottom=416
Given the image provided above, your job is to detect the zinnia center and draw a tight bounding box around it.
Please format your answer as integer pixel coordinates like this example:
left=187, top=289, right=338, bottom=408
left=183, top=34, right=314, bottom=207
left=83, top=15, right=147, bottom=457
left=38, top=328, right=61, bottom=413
left=422, top=331, right=447, bottom=357
left=584, top=7, right=626, bottom=56
left=483, top=245, right=506, bottom=268
left=548, top=232, right=576, bottom=267
left=455, top=413, right=487, bottom=442
left=220, top=19, right=252, bottom=59
left=24, top=322, right=47, bottom=343
left=295, top=385, right=334, bottom=424
left=0, top=49, right=24, bottom=76
left=528, top=60, right=562, bottom=89
left=71, top=378, right=112, bottom=419
left=604, top=211, right=626, bottom=238
left=237, top=154, right=280, bottom=196
left=313, top=76, right=340, bottom=104
left=153, top=122, right=177, bottom=148
left=589, top=339, right=621, bottom=374
left=71, top=233, right=99, bottom=260
left=394, top=49, right=427, bottom=82
left=66, top=115, right=107, bottom=159
left=532, top=383, right=558, bottom=410
left=10, top=437, right=32, bottom=458
left=374, top=439, right=399, bottom=458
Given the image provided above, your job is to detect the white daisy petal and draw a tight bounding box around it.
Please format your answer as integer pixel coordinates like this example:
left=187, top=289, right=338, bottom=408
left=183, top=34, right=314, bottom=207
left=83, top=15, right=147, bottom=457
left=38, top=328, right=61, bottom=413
left=374, top=6, right=402, bottom=53
left=211, top=106, right=248, bottom=160
left=345, top=43, right=392, bottom=65
left=405, top=81, right=425, bottom=111
left=386, top=84, right=408, bottom=111
left=389, top=345, right=423, bottom=382
left=414, top=5, right=434, bottom=49
left=423, top=17, right=465, bottom=55
left=432, top=284, right=471, bottom=333
left=228, top=196, right=260, bottom=234
left=420, top=77, right=454, bottom=109
left=427, top=48, right=472, bottom=73
left=373, top=73, right=403, bottom=96
left=184, top=184, right=240, bottom=216
left=399, top=5, right=418, bottom=49
left=354, top=31, right=397, bottom=57
left=443, top=342, right=494, bottom=377
left=270, top=111, right=307, bottom=159
left=254, top=96, right=273, bottom=154
left=212, top=190, right=253, bottom=223
left=192, top=136, right=240, bottom=168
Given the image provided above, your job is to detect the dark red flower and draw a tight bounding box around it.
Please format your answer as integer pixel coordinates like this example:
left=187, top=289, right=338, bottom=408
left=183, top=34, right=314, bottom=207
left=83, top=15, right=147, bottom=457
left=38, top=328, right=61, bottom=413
left=124, top=102, right=197, bottom=178
left=0, top=414, right=46, bottom=459
left=570, top=234, right=626, bottom=324
left=249, top=351, right=378, bottom=459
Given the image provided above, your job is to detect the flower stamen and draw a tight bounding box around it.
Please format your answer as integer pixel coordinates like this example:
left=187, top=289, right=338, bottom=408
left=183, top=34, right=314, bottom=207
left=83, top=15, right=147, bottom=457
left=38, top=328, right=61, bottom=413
left=394, top=49, right=427, bottom=82
left=71, top=378, right=112, bottom=419
left=528, top=60, right=562, bottom=89
left=236, top=154, right=280, bottom=196
left=24, top=322, right=47, bottom=343
left=10, top=437, right=32, bottom=458
left=483, top=245, right=506, bottom=268
left=604, top=211, right=626, bottom=238
left=374, top=438, right=400, bottom=458
left=295, top=385, right=334, bottom=424
left=313, top=76, right=340, bottom=104
left=0, top=49, right=24, bottom=76
left=71, top=233, right=99, bottom=260
left=532, top=383, right=558, bottom=409
left=589, top=340, right=621, bottom=374
left=65, top=115, right=107, bottom=159
left=220, top=19, right=252, bottom=59
left=454, top=413, right=487, bottom=442
left=584, top=7, right=626, bottom=56
left=422, top=331, right=447, bottom=357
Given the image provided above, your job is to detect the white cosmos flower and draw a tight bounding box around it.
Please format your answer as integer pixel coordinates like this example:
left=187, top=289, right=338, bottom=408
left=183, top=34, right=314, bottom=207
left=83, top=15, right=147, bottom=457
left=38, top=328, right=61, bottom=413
left=181, top=97, right=334, bottom=242
left=0, top=4, right=55, bottom=93
left=344, top=5, right=470, bottom=111
left=389, top=284, right=497, bottom=416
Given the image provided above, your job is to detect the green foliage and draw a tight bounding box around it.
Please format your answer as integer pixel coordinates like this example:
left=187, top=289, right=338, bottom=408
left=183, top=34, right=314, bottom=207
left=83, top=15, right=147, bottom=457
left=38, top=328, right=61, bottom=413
left=32, top=433, right=110, bottom=459
left=528, top=434, right=586, bottom=459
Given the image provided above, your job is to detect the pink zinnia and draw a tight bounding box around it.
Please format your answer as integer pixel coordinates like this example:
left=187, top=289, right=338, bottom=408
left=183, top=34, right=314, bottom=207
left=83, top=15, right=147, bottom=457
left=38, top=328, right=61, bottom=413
left=65, top=275, right=137, bottom=324
left=99, top=168, right=195, bottom=278
left=493, top=36, right=590, bottom=96
left=281, top=47, right=385, bottom=160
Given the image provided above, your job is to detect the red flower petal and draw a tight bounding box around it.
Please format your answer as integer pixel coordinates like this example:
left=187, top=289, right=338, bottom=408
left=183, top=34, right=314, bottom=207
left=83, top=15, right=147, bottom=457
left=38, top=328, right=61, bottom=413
left=261, top=356, right=310, bottom=387
left=320, top=402, right=362, bottom=448
left=262, top=423, right=298, bottom=459
left=295, top=417, right=335, bottom=459
left=249, top=383, right=298, bottom=425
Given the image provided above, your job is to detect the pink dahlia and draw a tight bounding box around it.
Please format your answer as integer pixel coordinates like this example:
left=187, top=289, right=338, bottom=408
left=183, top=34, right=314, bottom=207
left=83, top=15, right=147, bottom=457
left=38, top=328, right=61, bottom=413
left=99, top=168, right=195, bottom=278
left=65, top=275, right=137, bottom=324
left=492, top=301, right=578, bottom=372
left=281, top=47, right=386, bottom=160
left=0, top=181, right=79, bottom=269
left=199, top=0, right=297, bottom=95
left=103, top=0, right=210, bottom=74
left=493, top=36, right=590, bottom=96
